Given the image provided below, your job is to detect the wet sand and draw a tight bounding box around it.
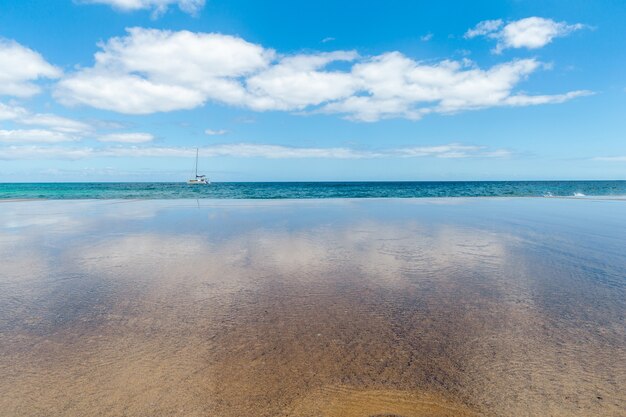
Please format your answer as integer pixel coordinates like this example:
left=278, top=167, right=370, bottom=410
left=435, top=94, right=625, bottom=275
left=0, top=198, right=624, bottom=416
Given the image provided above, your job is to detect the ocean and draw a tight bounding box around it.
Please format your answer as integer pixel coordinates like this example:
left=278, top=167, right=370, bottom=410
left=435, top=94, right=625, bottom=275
left=1, top=180, right=625, bottom=199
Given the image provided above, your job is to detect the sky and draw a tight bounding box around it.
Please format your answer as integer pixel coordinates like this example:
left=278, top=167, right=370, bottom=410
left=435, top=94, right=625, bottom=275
left=0, top=0, right=624, bottom=182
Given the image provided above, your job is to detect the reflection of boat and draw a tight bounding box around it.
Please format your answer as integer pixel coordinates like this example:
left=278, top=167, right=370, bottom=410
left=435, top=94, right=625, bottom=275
left=187, top=148, right=210, bottom=185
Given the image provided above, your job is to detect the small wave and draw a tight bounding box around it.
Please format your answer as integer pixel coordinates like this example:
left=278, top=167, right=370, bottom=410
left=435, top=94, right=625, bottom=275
left=573, top=192, right=586, bottom=197
left=543, top=192, right=554, bottom=197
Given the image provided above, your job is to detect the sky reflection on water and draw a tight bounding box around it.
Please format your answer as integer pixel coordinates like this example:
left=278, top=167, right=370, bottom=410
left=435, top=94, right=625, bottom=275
left=0, top=198, right=624, bottom=416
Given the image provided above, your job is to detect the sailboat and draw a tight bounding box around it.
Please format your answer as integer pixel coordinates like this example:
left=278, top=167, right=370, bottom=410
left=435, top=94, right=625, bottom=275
left=187, top=148, right=210, bottom=184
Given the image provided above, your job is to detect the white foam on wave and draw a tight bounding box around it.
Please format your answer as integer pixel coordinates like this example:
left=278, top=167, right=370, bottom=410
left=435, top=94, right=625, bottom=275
left=573, top=192, right=586, bottom=197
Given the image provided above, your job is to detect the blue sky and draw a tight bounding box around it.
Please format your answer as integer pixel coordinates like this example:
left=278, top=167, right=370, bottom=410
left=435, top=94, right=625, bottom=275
left=0, top=0, right=624, bottom=181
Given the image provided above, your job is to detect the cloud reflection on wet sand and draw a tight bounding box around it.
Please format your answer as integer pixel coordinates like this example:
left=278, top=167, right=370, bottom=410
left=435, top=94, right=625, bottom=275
left=0, top=199, right=624, bottom=416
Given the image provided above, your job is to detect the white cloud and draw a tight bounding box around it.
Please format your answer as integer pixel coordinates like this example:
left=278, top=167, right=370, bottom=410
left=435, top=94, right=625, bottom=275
left=465, top=17, right=585, bottom=53
left=93, top=28, right=271, bottom=79
left=0, top=102, right=27, bottom=120
left=201, top=143, right=373, bottom=159
left=320, top=54, right=589, bottom=121
left=388, top=144, right=508, bottom=158
left=0, top=39, right=61, bottom=97
left=498, top=17, right=585, bottom=52
left=593, top=156, right=626, bottom=162
left=79, top=0, right=205, bottom=17
left=0, top=102, right=91, bottom=134
left=502, top=90, right=593, bottom=106
left=54, top=28, right=590, bottom=121
left=98, top=132, right=154, bottom=143
left=420, top=33, right=434, bottom=42
left=205, top=129, right=228, bottom=136
left=0, top=143, right=510, bottom=160
left=245, top=51, right=359, bottom=110
left=0, top=129, right=78, bottom=143
left=19, top=113, right=91, bottom=134
left=0, top=102, right=158, bottom=145
left=56, top=28, right=274, bottom=114
left=464, top=19, right=503, bottom=39
left=0, top=145, right=92, bottom=159
left=0, top=102, right=93, bottom=144
left=56, top=70, right=208, bottom=114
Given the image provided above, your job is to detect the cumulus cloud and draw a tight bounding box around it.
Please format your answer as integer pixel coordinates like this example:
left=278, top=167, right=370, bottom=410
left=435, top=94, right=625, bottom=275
left=54, top=28, right=590, bottom=121
left=78, top=0, right=205, bottom=17
left=0, top=39, right=61, bottom=97
left=0, top=143, right=510, bottom=160
left=465, top=17, right=585, bottom=53
left=56, top=28, right=274, bottom=114
left=57, top=71, right=208, bottom=114
left=320, top=54, right=590, bottom=121
left=97, top=132, right=154, bottom=143
left=245, top=51, right=359, bottom=111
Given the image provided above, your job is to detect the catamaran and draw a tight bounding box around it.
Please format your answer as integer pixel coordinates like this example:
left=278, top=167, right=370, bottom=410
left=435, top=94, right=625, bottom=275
left=187, top=148, right=210, bottom=184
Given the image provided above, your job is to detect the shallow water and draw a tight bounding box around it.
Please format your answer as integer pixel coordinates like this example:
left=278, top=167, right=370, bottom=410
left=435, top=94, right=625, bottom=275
left=0, top=198, right=624, bottom=416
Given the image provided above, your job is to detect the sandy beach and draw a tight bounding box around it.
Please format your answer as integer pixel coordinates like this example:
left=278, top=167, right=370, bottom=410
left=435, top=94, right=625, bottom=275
left=0, top=198, right=624, bottom=416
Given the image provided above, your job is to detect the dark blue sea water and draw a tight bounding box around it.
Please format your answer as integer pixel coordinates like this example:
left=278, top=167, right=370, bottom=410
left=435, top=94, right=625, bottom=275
left=1, top=181, right=625, bottom=199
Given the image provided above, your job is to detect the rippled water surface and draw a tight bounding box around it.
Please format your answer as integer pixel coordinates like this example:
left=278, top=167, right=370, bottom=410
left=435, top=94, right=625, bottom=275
left=0, top=198, right=624, bottom=416
left=2, top=180, right=626, bottom=199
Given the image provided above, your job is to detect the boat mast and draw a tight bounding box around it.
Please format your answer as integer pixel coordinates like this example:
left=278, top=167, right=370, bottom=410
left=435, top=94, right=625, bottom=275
left=195, top=148, right=198, bottom=178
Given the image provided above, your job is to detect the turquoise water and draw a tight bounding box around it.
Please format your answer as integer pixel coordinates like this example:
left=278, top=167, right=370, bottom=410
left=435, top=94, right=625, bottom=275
left=1, top=181, right=625, bottom=199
